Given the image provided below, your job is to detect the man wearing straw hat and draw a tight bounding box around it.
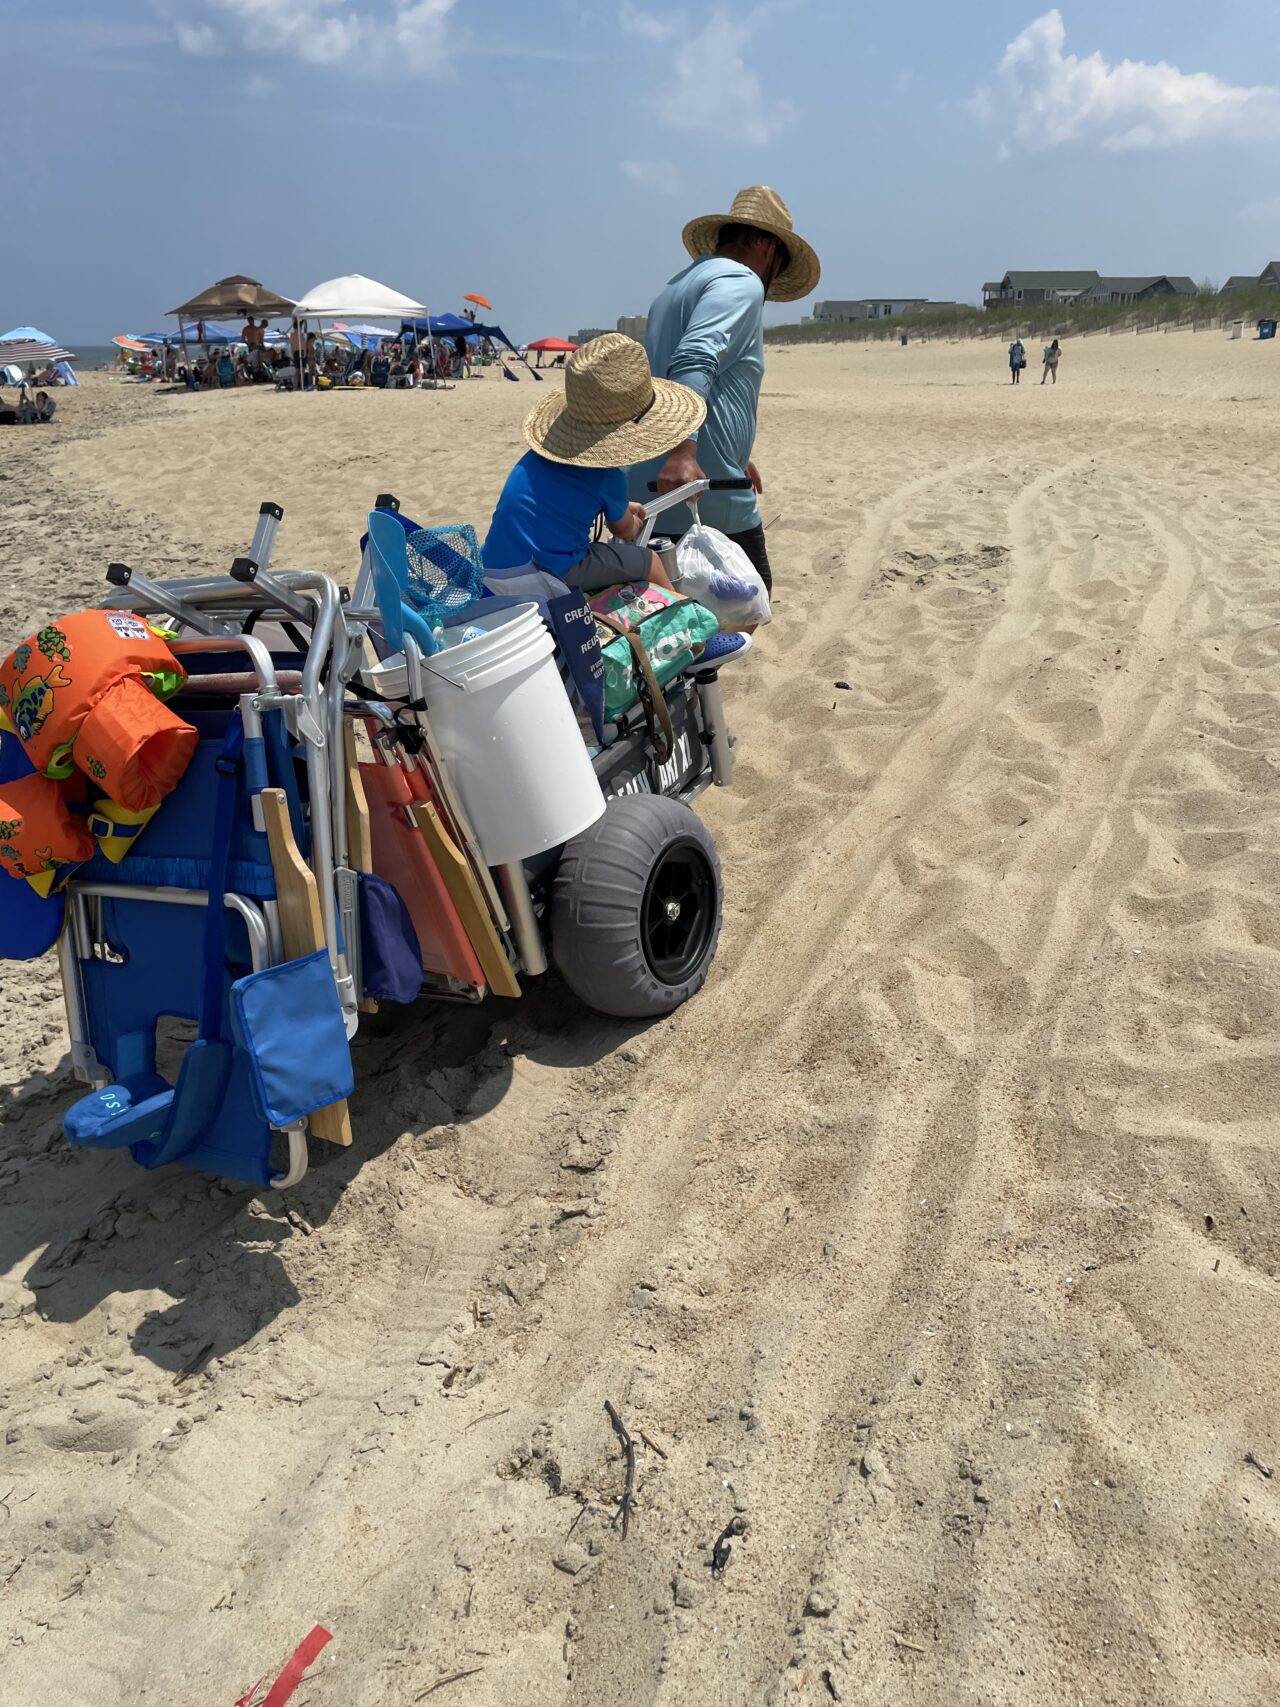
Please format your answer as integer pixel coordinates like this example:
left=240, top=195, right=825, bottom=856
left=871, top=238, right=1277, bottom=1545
left=630, top=186, right=820, bottom=594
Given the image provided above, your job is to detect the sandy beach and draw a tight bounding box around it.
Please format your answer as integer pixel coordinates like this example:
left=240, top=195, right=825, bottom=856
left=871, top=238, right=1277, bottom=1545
left=2, top=330, right=1279, bottom=1705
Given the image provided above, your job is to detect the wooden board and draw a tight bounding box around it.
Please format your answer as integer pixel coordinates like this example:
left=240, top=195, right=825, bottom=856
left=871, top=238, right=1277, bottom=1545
left=410, top=802, right=522, bottom=999
left=343, top=721, right=374, bottom=873
left=260, top=788, right=354, bottom=1146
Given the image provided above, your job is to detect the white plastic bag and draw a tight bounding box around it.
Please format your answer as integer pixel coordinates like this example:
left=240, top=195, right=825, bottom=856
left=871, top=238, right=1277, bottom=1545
left=672, top=521, right=772, bottom=630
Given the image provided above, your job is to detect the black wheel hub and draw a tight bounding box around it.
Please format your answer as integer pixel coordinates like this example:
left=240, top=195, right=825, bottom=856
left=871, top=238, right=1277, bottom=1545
left=641, top=840, right=716, bottom=985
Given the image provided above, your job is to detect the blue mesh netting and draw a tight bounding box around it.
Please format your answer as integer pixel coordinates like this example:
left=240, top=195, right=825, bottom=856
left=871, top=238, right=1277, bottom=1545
left=403, top=524, right=484, bottom=625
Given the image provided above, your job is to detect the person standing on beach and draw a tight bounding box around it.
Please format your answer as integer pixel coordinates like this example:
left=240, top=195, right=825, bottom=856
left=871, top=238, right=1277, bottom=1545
left=629, top=185, right=820, bottom=596
left=1009, top=335, right=1025, bottom=384
left=1042, top=337, right=1061, bottom=385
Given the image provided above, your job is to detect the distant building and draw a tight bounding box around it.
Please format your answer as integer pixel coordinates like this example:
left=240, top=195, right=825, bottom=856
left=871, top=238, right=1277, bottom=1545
left=1220, top=263, right=1280, bottom=294
left=813, top=297, right=929, bottom=322
left=1076, top=275, right=1197, bottom=305
left=573, top=327, right=608, bottom=344
left=616, top=314, right=647, bottom=340
left=982, top=271, right=1100, bottom=308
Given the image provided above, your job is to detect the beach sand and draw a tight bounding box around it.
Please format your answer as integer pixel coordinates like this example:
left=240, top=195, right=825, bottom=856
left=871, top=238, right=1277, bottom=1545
left=2, top=332, right=1279, bottom=1704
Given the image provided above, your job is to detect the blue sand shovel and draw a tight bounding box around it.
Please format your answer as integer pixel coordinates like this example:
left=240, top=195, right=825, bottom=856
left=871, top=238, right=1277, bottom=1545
left=367, top=509, right=439, bottom=657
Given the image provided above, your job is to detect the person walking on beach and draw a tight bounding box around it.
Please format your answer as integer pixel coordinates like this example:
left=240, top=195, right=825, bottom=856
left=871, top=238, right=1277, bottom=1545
left=1009, top=335, right=1025, bottom=383
left=1041, top=337, right=1061, bottom=385
left=629, top=185, right=821, bottom=596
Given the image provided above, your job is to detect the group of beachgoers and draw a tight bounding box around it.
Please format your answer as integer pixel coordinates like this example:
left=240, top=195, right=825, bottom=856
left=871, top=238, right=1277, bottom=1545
left=117, top=318, right=494, bottom=393
left=283, top=322, right=492, bottom=391
left=1007, top=336, right=1062, bottom=385
left=0, top=387, right=56, bottom=426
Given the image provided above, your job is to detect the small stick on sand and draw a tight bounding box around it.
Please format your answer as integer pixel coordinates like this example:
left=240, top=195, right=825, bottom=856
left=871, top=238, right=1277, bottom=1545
left=891, top=1632, right=926, bottom=1654
left=604, top=1400, right=637, bottom=1538
left=639, top=1429, right=668, bottom=1460
left=415, top=1666, right=485, bottom=1699
left=462, top=1408, right=510, bottom=1433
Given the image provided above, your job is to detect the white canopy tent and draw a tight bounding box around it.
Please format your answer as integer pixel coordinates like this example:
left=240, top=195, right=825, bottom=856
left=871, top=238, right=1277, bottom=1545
left=290, top=275, right=428, bottom=388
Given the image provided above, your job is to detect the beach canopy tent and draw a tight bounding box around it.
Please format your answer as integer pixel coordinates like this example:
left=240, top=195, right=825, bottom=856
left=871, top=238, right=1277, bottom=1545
left=166, top=279, right=295, bottom=369
left=168, top=275, right=296, bottom=321
left=293, top=275, right=426, bottom=321
left=288, top=276, right=427, bottom=388
left=401, top=314, right=519, bottom=353
left=0, top=325, right=79, bottom=385
left=526, top=337, right=579, bottom=353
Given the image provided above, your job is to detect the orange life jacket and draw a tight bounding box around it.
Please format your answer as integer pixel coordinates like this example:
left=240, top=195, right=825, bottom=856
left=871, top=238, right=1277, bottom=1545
left=0, top=772, right=94, bottom=893
left=0, top=610, right=197, bottom=811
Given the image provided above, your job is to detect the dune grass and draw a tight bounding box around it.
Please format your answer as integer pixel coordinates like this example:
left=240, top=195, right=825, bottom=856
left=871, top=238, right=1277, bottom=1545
left=767, top=288, right=1280, bottom=345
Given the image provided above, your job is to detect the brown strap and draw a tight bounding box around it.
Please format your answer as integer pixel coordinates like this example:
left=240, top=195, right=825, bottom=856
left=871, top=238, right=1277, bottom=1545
left=594, top=612, right=674, bottom=764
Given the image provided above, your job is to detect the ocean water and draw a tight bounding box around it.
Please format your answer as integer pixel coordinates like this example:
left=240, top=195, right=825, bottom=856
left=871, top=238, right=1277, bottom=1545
left=75, top=346, right=121, bottom=370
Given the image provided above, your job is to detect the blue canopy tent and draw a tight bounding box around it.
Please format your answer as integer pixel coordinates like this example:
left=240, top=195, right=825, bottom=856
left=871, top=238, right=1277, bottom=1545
left=400, top=315, right=524, bottom=384
left=0, top=325, right=78, bottom=386
left=141, top=322, right=239, bottom=347
left=401, top=314, right=518, bottom=352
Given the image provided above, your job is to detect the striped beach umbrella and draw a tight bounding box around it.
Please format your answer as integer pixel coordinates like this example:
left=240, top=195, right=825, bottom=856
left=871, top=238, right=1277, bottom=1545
left=0, top=340, right=77, bottom=364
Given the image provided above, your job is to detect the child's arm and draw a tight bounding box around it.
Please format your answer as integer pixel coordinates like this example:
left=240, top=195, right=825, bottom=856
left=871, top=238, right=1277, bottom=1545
left=606, top=500, right=646, bottom=543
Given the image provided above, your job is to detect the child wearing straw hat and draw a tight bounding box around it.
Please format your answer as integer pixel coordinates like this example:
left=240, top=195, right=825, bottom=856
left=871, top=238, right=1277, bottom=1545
left=482, top=334, right=705, bottom=593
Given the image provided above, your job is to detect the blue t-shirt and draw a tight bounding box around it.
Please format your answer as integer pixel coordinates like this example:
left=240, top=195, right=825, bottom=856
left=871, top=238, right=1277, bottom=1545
left=483, top=450, right=629, bottom=578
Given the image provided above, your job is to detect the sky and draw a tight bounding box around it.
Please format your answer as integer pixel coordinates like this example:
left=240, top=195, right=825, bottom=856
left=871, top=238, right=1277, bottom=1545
left=7, top=1, right=1280, bottom=343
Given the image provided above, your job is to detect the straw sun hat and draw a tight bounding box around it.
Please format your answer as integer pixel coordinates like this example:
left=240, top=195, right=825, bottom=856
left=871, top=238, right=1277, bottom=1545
left=682, top=185, right=821, bottom=303
left=523, top=333, right=706, bottom=468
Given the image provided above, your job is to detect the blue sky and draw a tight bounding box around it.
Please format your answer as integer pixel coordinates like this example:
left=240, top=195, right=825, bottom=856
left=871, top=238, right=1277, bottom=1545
left=7, top=2, right=1280, bottom=342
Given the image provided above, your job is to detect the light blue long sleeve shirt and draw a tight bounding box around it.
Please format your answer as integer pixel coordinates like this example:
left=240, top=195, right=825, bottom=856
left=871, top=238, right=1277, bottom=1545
left=629, top=256, right=765, bottom=537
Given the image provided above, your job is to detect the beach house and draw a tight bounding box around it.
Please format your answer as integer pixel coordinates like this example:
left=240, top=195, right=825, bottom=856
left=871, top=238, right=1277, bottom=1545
left=1220, top=263, right=1280, bottom=294
left=982, top=271, right=1100, bottom=308
left=1075, top=275, right=1197, bottom=305
left=812, top=297, right=930, bottom=322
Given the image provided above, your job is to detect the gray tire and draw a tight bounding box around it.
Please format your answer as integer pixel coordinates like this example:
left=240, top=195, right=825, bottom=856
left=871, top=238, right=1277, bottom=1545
left=551, top=794, right=723, bottom=1019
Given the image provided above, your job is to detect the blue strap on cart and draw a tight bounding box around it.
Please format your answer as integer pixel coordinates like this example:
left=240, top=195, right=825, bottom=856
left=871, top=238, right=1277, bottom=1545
left=64, top=716, right=246, bottom=1163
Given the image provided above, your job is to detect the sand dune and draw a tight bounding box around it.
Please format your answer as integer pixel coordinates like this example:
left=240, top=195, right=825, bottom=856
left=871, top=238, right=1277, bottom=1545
left=2, top=331, right=1279, bottom=1704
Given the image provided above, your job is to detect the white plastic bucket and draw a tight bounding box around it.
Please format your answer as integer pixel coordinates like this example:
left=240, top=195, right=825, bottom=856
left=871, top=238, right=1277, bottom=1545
left=421, top=602, right=605, bottom=865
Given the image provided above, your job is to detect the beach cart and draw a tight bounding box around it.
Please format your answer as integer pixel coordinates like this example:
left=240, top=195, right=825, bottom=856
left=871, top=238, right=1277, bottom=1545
left=7, top=487, right=745, bottom=1188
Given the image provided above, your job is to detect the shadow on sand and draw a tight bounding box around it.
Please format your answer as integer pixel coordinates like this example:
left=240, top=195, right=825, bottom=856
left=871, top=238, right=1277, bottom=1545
left=0, top=979, right=644, bottom=1376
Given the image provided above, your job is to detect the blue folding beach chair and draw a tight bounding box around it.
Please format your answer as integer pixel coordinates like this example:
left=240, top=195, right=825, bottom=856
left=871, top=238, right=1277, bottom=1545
left=60, top=695, right=351, bottom=1189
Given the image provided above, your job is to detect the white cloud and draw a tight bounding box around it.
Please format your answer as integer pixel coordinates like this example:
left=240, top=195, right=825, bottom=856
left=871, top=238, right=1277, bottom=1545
left=654, top=10, right=792, bottom=144
left=620, top=3, right=685, bottom=41
left=175, top=20, right=218, bottom=54
left=976, top=9, right=1280, bottom=152
left=621, top=158, right=680, bottom=193
left=163, top=0, right=456, bottom=73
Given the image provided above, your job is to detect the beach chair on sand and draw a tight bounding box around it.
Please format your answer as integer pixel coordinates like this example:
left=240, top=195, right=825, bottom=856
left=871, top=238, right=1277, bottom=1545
left=58, top=615, right=355, bottom=1188
left=52, top=539, right=369, bottom=1190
